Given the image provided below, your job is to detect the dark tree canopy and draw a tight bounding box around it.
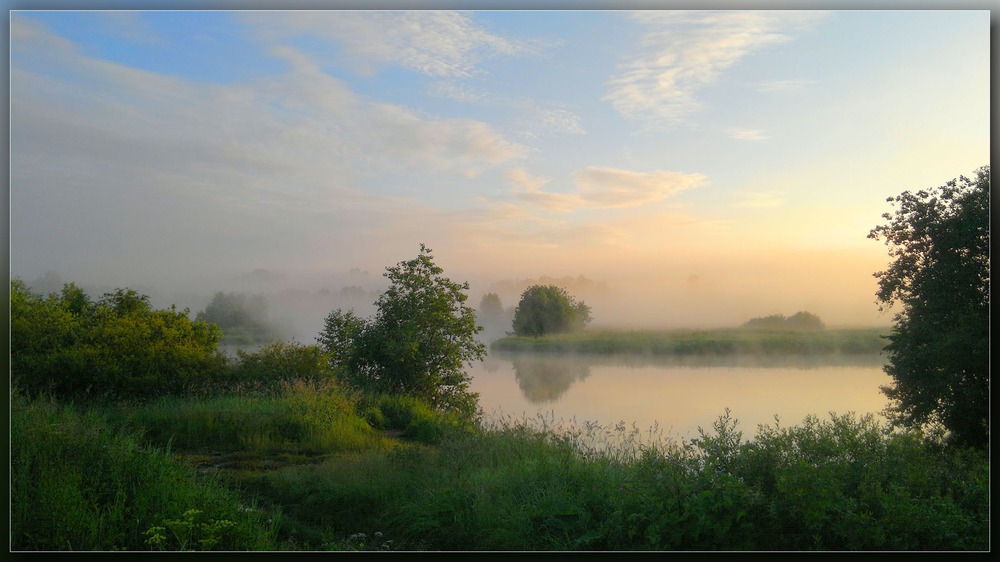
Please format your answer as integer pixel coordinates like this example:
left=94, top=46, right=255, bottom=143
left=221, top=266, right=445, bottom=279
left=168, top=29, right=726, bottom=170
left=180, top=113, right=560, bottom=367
left=318, top=244, right=485, bottom=418
left=511, top=284, right=592, bottom=337
left=868, top=166, right=989, bottom=448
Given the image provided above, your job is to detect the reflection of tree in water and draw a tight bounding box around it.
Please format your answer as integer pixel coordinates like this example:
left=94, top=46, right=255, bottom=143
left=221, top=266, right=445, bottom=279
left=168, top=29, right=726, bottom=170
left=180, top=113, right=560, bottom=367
left=512, top=356, right=591, bottom=403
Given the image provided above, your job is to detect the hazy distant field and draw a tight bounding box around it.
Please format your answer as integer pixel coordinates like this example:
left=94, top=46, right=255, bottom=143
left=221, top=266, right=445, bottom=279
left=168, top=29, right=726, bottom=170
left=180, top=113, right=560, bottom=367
left=491, top=327, right=889, bottom=357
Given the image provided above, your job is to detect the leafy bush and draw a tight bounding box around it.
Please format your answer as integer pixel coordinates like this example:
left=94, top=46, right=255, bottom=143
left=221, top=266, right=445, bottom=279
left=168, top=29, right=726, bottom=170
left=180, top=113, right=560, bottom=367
left=10, top=279, right=226, bottom=401
left=227, top=342, right=339, bottom=395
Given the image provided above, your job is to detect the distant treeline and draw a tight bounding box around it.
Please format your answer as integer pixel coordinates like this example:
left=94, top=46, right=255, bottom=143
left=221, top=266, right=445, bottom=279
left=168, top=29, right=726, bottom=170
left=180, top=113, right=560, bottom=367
left=742, top=311, right=825, bottom=331
left=491, top=327, right=887, bottom=356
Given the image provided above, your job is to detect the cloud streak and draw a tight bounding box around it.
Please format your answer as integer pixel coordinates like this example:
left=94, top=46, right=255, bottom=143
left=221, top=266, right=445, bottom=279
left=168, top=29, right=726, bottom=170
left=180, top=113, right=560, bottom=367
left=241, top=11, right=535, bottom=78
left=508, top=166, right=706, bottom=213
left=604, top=11, right=826, bottom=128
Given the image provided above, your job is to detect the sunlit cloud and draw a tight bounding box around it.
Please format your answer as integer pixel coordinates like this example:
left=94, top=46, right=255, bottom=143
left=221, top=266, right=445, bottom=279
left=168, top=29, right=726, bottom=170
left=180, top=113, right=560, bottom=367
left=605, top=11, right=826, bottom=128
left=241, top=11, right=535, bottom=78
left=508, top=166, right=706, bottom=212
left=726, top=128, right=770, bottom=141
left=574, top=166, right=707, bottom=208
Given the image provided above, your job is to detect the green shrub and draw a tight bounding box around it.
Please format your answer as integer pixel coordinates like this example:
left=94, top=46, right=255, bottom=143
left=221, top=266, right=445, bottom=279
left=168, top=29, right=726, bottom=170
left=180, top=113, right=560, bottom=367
left=10, top=280, right=226, bottom=401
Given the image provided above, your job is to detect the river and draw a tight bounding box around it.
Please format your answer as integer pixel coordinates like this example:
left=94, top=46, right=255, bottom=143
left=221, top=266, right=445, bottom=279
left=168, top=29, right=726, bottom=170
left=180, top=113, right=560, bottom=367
left=468, top=352, right=891, bottom=443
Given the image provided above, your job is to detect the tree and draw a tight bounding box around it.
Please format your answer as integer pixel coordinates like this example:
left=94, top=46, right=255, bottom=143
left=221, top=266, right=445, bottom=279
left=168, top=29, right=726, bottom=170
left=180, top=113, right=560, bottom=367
left=317, top=244, right=486, bottom=418
left=196, top=291, right=278, bottom=345
left=868, top=166, right=989, bottom=449
left=511, top=284, right=592, bottom=337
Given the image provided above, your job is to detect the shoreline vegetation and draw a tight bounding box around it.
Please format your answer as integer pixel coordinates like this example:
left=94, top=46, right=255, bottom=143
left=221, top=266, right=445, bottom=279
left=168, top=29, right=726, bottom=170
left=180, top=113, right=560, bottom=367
left=491, top=327, right=889, bottom=357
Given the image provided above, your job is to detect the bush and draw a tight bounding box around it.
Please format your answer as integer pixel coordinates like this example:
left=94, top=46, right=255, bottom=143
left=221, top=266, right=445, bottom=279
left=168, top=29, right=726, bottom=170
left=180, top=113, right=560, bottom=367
left=227, top=342, right=339, bottom=395
left=10, top=279, right=226, bottom=401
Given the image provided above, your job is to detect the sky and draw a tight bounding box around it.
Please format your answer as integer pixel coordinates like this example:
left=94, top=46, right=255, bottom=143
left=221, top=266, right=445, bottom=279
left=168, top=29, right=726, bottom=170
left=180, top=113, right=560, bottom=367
left=8, top=9, right=990, bottom=330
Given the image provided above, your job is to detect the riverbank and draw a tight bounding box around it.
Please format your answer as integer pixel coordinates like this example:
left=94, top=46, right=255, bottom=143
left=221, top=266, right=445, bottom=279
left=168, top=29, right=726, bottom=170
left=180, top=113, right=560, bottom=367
left=491, top=327, right=889, bottom=356
left=11, top=377, right=988, bottom=552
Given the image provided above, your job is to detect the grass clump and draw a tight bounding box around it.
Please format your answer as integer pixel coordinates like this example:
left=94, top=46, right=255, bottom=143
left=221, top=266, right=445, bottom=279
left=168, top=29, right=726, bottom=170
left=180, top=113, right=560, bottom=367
left=10, top=390, right=279, bottom=551
left=108, top=379, right=389, bottom=454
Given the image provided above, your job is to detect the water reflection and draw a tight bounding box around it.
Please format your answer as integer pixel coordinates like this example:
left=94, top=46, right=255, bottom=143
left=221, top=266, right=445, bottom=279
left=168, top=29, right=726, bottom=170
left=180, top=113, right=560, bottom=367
left=501, top=351, right=886, bottom=404
left=469, top=352, right=890, bottom=441
left=511, top=355, right=592, bottom=404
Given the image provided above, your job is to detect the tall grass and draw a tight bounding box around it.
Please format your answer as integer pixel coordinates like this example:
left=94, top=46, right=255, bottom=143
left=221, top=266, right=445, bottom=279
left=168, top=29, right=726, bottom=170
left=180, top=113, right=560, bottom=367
left=239, top=409, right=988, bottom=551
left=10, top=391, right=280, bottom=551
left=107, top=379, right=390, bottom=454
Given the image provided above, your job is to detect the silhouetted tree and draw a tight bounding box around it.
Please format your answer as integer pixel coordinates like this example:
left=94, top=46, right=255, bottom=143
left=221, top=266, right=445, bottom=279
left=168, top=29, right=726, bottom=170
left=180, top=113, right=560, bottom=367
left=868, top=166, right=989, bottom=449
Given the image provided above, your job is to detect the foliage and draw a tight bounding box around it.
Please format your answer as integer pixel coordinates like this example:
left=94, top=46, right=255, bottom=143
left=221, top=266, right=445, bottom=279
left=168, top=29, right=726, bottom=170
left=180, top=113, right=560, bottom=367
left=317, top=244, right=486, bottom=419
left=10, top=279, right=226, bottom=401
left=196, top=291, right=279, bottom=345
left=10, top=391, right=279, bottom=551
left=227, top=342, right=339, bottom=395
left=511, top=284, right=592, bottom=337
left=257, top=410, right=983, bottom=551
left=743, top=311, right=825, bottom=330
left=868, top=165, right=989, bottom=448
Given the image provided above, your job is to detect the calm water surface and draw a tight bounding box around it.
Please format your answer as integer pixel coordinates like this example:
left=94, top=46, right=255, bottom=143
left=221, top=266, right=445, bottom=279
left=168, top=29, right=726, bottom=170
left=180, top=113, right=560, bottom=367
left=468, top=353, right=891, bottom=442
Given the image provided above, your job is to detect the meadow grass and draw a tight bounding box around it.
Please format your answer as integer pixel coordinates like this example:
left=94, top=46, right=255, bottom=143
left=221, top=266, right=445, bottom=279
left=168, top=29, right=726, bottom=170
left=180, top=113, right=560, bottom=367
left=10, top=391, right=280, bottom=551
left=12, top=373, right=988, bottom=551
left=492, top=327, right=888, bottom=357
left=226, top=409, right=988, bottom=551
left=105, top=379, right=391, bottom=454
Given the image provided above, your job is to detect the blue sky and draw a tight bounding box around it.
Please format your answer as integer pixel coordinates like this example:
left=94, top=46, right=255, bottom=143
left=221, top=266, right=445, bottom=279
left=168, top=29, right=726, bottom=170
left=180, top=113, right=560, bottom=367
left=9, top=9, right=990, bottom=328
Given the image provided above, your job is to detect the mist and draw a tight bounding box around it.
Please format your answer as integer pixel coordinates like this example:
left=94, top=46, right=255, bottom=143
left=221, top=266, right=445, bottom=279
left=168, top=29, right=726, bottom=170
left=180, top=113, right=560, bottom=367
left=16, top=236, right=890, bottom=354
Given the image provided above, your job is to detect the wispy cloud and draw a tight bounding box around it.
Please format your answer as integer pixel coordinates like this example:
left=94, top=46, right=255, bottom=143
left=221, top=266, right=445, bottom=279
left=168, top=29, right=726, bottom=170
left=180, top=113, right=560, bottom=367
left=241, top=11, right=535, bottom=78
left=508, top=166, right=706, bottom=213
left=726, top=128, right=770, bottom=141
left=605, top=11, right=826, bottom=128
left=429, top=81, right=585, bottom=138
left=754, top=78, right=817, bottom=93
left=10, top=18, right=526, bottom=282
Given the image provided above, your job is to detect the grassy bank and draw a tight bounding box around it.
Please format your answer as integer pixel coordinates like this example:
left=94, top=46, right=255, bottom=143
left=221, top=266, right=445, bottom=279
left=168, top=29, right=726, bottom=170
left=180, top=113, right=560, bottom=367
left=11, top=383, right=988, bottom=551
left=491, top=327, right=888, bottom=357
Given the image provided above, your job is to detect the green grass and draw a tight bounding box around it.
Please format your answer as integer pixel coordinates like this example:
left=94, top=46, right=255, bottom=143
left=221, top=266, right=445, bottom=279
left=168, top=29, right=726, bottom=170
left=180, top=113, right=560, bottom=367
left=10, top=391, right=280, bottom=551
left=104, top=379, right=391, bottom=454
left=492, top=327, right=889, bottom=357
left=12, top=373, right=988, bottom=551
